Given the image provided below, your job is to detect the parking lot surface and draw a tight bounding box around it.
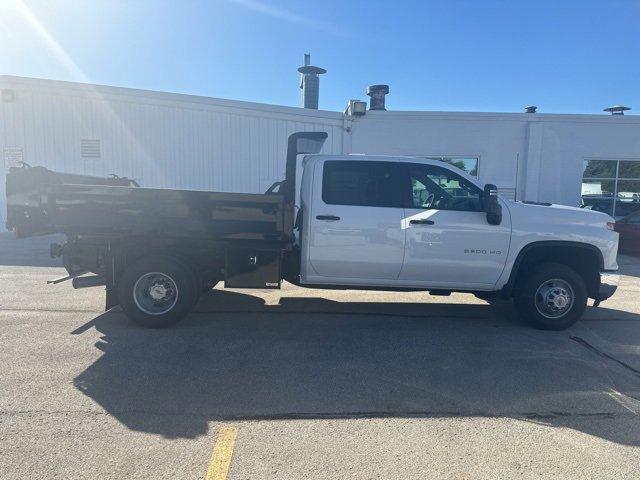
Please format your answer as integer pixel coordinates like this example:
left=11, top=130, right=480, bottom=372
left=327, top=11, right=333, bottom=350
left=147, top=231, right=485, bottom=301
left=1, top=233, right=640, bottom=479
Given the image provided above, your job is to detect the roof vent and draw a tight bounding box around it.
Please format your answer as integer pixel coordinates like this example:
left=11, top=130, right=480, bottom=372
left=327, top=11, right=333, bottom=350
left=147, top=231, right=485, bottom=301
left=367, top=84, right=389, bottom=111
left=603, top=105, right=631, bottom=115
left=298, top=53, right=326, bottom=110
left=524, top=105, right=537, bottom=113
left=81, top=139, right=101, bottom=159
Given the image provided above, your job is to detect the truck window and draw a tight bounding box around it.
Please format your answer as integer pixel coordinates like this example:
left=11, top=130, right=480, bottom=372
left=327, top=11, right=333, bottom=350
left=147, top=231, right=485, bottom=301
left=407, top=163, right=483, bottom=211
left=322, top=161, right=403, bottom=208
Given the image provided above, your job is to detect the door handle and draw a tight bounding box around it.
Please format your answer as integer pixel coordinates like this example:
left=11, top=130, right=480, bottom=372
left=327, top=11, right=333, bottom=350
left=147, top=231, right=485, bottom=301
left=316, top=215, right=340, bottom=221
left=410, top=219, right=435, bottom=225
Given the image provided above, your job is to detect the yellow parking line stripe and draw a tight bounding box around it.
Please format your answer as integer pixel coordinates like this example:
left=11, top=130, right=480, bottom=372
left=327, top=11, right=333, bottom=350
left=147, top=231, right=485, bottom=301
left=206, top=425, right=238, bottom=480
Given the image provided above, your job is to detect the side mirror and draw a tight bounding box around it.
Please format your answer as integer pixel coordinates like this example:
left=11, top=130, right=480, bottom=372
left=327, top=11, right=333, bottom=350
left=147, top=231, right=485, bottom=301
left=483, top=184, right=502, bottom=225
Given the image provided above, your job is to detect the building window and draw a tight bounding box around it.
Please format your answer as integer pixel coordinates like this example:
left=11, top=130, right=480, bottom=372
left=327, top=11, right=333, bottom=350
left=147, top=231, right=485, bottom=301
left=423, top=156, right=479, bottom=177
left=582, top=159, right=640, bottom=219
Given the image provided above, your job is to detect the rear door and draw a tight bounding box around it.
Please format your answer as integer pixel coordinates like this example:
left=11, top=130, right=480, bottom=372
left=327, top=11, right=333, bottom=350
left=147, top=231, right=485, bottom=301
left=303, top=159, right=405, bottom=283
left=399, top=162, right=511, bottom=289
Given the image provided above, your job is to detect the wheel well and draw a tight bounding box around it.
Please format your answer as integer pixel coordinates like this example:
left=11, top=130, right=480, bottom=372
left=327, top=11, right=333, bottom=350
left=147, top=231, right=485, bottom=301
left=511, top=244, right=601, bottom=298
left=112, top=243, right=224, bottom=287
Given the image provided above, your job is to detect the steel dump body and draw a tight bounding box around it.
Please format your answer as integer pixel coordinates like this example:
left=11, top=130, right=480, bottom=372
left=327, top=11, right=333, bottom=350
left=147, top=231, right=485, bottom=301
left=4, top=132, right=332, bottom=321
left=6, top=166, right=286, bottom=243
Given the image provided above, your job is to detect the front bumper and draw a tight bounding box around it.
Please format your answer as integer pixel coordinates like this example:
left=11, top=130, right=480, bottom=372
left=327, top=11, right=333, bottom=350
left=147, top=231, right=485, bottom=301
left=596, top=271, right=619, bottom=302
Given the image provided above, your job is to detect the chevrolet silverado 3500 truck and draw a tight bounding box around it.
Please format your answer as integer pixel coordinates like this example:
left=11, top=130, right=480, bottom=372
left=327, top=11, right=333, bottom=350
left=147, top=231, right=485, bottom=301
left=6, top=132, right=619, bottom=330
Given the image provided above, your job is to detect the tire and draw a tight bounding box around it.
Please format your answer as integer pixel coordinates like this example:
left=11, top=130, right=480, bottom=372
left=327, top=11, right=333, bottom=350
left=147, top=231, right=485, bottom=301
left=514, top=262, right=587, bottom=330
left=117, top=255, right=197, bottom=328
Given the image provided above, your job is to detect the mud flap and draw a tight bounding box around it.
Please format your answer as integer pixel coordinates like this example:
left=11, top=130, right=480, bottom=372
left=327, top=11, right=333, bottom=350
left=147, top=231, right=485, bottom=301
left=104, top=249, right=119, bottom=311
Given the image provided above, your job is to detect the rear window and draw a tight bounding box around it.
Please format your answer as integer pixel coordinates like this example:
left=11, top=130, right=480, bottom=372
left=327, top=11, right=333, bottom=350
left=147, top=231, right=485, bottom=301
left=322, top=161, right=403, bottom=208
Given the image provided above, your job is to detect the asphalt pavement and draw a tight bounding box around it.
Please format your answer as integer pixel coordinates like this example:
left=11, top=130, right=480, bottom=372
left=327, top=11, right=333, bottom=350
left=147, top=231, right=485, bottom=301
left=1, top=233, right=639, bottom=479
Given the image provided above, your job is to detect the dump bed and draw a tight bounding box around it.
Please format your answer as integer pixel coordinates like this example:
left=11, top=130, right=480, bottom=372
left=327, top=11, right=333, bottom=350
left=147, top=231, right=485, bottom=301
left=6, top=166, right=286, bottom=242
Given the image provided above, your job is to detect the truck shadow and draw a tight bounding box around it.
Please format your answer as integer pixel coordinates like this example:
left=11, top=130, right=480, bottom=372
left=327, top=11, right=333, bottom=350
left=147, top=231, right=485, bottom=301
left=0, top=233, right=64, bottom=267
left=73, top=289, right=640, bottom=444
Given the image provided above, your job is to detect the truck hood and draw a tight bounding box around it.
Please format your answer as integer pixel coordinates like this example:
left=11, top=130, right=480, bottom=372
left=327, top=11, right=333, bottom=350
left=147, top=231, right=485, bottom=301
left=501, top=199, right=619, bottom=272
left=505, top=200, right=615, bottom=224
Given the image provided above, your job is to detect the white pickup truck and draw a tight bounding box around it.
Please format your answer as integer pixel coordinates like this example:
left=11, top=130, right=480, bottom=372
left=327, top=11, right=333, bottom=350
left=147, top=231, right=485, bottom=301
left=6, top=132, right=619, bottom=330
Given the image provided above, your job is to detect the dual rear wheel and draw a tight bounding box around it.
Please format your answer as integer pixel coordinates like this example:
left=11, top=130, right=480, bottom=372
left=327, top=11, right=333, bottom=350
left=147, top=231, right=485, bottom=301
left=118, top=255, right=198, bottom=328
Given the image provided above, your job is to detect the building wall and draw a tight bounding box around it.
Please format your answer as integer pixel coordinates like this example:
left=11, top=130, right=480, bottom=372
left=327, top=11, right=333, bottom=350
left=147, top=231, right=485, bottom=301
left=532, top=119, right=640, bottom=206
left=347, top=111, right=528, bottom=200
left=347, top=111, right=640, bottom=207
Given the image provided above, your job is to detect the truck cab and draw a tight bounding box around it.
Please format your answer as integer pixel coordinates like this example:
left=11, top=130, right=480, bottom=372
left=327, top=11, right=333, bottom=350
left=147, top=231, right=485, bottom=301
left=298, top=154, right=510, bottom=290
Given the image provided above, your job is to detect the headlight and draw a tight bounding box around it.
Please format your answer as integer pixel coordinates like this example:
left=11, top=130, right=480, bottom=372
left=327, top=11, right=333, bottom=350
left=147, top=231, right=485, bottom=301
left=606, top=222, right=615, bottom=231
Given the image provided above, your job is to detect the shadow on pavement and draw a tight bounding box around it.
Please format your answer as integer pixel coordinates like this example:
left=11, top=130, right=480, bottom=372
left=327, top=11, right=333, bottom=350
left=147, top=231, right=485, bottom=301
left=73, top=289, right=640, bottom=444
left=0, top=233, right=64, bottom=267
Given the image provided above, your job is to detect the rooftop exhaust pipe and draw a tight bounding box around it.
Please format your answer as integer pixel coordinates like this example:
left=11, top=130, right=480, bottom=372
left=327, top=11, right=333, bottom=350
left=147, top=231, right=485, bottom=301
left=604, top=105, right=631, bottom=115
left=298, top=54, right=326, bottom=110
left=367, top=84, right=389, bottom=111
left=525, top=105, right=537, bottom=113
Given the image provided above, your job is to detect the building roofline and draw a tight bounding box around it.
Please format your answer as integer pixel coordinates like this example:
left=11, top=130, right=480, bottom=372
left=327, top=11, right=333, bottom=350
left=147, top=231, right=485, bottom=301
left=1, top=74, right=637, bottom=124
left=0, top=74, right=344, bottom=121
left=361, top=109, right=640, bottom=124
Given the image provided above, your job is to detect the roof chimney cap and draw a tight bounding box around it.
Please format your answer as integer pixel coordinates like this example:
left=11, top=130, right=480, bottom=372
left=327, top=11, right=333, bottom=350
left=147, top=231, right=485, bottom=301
left=297, top=65, right=326, bottom=75
left=367, top=84, right=389, bottom=95
left=603, top=105, right=631, bottom=115
left=366, top=84, right=390, bottom=111
left=524, top=105, right=537, bottom=113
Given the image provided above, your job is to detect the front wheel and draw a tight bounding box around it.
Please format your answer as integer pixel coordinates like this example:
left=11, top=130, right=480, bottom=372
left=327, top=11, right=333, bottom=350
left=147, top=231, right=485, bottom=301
left=118, top=255, right=198, bottom=328
left=514, top=262, right=587, bottom=330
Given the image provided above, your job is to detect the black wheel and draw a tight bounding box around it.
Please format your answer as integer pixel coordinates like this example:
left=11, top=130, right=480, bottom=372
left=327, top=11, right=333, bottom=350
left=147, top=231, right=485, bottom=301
left=514, top=262, right=587, bottom=330
left=117, top=255, right=197, bottom=328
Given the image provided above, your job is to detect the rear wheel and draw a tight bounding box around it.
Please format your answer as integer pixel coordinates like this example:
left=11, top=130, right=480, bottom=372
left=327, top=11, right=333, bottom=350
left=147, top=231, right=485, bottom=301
left=118, top=255, right=197, bottom=328
left=514, top=262, right=587, bottom=330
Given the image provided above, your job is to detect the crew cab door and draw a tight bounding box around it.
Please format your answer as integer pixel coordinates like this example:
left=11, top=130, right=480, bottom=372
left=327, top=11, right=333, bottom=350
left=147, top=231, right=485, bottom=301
left=302, top=159, right=405, bottom=283
left=399, top=162, right=511, bottom=289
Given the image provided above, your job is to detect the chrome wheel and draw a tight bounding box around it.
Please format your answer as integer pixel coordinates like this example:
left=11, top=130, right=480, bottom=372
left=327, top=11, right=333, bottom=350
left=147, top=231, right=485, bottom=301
left=133, top=272, right=179, bottom=315
left=534, top=278, right=574, bottom=319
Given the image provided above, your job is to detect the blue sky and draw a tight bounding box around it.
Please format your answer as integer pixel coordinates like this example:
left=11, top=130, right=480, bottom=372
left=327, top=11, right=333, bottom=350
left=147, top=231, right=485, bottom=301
left=1, top=0, right=639, bottom=113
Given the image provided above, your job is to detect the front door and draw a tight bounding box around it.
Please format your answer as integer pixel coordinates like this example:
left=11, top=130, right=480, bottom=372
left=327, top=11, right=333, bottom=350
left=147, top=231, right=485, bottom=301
left=304, top=160, right=405, bottom=283
left=399, top=162, right=511, bottom=289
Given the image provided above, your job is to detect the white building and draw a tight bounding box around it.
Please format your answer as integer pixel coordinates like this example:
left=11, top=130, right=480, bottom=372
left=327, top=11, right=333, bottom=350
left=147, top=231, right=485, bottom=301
left=2, top=75, right=640, bottom=228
